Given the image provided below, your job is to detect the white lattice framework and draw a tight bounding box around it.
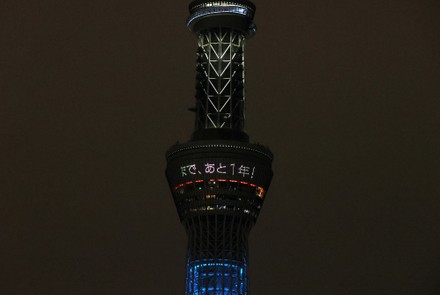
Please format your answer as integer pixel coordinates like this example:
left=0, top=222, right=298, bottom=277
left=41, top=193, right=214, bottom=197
left=195, top=28, right=246, bottom=130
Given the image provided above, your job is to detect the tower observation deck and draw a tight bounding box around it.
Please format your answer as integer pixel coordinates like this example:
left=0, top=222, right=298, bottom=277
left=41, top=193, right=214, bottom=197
left=165, top=1, right=273, bottom=294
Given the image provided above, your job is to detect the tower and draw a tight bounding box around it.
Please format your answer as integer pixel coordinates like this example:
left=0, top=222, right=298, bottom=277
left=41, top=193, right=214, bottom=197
left=165, top=1, right=273, bottom=294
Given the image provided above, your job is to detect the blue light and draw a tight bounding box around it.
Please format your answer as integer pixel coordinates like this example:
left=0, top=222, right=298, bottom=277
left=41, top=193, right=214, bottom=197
left=187, top=260, right=248, bottom=295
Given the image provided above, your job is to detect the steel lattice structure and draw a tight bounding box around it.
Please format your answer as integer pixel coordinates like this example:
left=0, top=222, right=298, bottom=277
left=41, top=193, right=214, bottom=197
left=195, top=28, right=245, bottom=130
left=166, top=1, right=273, bottom=294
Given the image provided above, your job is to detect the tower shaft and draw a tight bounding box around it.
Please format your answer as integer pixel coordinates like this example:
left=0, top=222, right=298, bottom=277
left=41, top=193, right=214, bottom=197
left=166, top=1, right=273, bottom=294
left=184, top=215, right=251, bottom=294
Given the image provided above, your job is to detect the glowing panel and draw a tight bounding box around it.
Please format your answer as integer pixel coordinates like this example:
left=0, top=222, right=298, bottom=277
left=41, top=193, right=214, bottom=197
left=187, top=261, right=247, bottom=295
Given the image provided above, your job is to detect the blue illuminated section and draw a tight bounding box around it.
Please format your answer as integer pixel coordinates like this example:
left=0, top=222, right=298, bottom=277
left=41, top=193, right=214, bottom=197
left=186, top=260, right=248, bottom=295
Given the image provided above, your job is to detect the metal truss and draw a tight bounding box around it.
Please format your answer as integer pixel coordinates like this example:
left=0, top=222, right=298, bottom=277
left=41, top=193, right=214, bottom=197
left=195, top=28, right=246, bottom=130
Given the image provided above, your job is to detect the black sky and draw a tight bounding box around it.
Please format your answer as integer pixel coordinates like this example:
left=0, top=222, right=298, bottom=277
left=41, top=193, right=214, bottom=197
left=1, top=0, right=440, bottom=294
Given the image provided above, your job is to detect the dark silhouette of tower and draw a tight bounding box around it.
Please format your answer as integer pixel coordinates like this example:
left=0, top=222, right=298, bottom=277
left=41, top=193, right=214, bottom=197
left=166, top=1, right=273, bottom=294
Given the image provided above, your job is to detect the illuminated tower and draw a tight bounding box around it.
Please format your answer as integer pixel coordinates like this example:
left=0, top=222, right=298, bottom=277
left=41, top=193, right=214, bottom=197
left=165, top=1, right=273, bottom=294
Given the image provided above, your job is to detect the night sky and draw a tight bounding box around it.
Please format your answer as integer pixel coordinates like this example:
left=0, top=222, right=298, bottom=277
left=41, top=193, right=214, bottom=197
left=2, top=0, right=440, bottom=294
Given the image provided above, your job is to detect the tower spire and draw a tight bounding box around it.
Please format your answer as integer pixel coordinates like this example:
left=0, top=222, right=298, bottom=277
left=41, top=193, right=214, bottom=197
left=166, top=1, right=273, bottom=294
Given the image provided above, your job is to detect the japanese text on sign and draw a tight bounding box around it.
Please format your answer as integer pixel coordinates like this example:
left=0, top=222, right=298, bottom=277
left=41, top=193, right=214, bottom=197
left=180, top=163, right=256, bottom=179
